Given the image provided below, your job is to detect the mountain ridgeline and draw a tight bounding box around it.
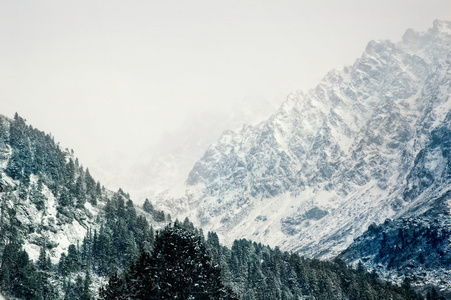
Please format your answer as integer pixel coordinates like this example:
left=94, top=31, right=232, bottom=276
left=160, top=20, right=451, bottom=295
left=183, top=19, right=451, bottom=257
left=0, top=114, right=422, bottom=298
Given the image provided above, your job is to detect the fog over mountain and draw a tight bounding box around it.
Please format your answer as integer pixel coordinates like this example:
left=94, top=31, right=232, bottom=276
left=2, top=2, right=451, bottom=205
left=90, top=97, right=281, bottom=199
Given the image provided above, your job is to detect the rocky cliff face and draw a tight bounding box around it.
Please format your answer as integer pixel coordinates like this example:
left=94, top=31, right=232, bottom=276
left=339, top=111, right=451, bottom=296
left=0, top=114, right=93, bottom=263
left=179, top=20, right=451, bottom=260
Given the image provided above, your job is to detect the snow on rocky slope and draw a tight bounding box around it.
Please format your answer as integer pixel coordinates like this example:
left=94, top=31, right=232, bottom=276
left=0, top=114, right=165, bottom=265
left=164, top=20, right=451, bottom=260
left=339, top=110, right=451, bottom=296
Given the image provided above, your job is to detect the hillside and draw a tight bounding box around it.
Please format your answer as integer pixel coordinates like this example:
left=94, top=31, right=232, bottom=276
left=340, top=111, right=451, bottom=296
left=0, top=113, right=169, bottom=298
left=0, top=113, right=423, bottom=299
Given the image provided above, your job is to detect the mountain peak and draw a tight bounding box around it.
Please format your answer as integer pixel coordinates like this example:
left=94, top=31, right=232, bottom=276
left=364, top=39, right=394, bottom=56
left=431, top=19, right=451, bottom=36
left=402, top=19, right=451, bottom=44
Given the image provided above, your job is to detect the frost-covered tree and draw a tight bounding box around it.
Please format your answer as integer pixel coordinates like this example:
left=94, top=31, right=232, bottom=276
left=100, top=224, right=237, bottom=299
left=142, top=198, right=154, bottom=213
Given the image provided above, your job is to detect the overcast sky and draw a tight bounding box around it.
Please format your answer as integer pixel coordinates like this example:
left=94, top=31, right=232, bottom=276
left=1, top=0, right=451, bottom=172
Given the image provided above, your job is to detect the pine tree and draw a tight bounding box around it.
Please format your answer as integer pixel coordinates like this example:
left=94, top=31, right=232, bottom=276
left=75, top=175, right=86, bottom=207
left=66, top=244, right=81, bottom=273
left=142, top=198, right=154, bottom=213
left=59, top=253, right=68, bottom=276
left=0, top=243, right=41, bottom=299
left=30, top=180, right=46, bottom=211
left=37, top=246, right=51, bottom=272
left=100, top=225, right=237, bottom=299
left=99, top=272, right=125, bottom=300
left=82, top=269, right=92, bottom=300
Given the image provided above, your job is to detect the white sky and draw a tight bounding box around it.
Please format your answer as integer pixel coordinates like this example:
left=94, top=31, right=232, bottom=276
left=1, top=0, right=451, bottom=172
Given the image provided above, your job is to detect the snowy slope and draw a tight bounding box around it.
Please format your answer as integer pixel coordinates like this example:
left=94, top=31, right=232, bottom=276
left=339, top=110, right=451, bottom=296
left=164, top=20, right=451, bottom=260
left=0, top=115, right=167, bottom=265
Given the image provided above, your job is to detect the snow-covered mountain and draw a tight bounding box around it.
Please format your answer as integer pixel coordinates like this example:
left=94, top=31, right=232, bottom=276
left=339, top=110, right=451, bottom=296
left=167, top=20, right=451, bottom=262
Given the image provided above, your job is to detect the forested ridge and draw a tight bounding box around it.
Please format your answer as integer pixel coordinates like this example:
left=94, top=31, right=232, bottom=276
left=0, top=114, right=168, bottom=299
left=101, top=220, right=424, bottom=299
left=0, top=114, right=425, bottom=299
